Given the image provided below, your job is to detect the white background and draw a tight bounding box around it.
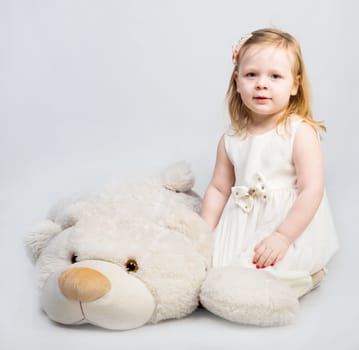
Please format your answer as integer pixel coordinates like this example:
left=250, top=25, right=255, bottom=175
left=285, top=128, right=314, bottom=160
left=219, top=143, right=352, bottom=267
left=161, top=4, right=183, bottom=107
left=1, top=0, right=358, bottom=349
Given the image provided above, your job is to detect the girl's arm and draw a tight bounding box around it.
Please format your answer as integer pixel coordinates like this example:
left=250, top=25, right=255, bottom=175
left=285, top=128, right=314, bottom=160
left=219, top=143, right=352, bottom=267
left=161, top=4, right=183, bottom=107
left=200, top=135, right=235, bottom=232
left=254, top=122, right=324, bottom=268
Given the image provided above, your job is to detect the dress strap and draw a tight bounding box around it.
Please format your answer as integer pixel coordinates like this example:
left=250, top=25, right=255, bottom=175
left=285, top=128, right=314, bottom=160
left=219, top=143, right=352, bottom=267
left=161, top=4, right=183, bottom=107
left=289, top=115, right=321, bottom=150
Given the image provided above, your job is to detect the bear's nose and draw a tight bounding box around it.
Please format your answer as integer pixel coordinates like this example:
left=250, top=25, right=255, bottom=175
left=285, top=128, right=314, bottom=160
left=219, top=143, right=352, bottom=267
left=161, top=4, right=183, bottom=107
left=59, top=267, right=111, bottom=302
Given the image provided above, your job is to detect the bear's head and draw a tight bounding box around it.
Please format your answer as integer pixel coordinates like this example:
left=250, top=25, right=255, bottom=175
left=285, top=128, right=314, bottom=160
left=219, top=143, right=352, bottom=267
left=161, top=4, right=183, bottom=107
left=25, top=162, right=211, bottom=330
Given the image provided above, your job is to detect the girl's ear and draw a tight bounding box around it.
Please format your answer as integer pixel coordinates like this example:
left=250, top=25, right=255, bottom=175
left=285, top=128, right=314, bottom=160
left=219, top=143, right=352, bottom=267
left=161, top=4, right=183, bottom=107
left=291, top=75, right=300, bottom=96
left=234, top=71, right=241, bottom=94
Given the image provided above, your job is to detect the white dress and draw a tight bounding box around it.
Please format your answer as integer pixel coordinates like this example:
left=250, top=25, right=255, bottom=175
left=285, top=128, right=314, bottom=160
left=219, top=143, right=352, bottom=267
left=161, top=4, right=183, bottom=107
left=212, top=115, right=339, bottom=297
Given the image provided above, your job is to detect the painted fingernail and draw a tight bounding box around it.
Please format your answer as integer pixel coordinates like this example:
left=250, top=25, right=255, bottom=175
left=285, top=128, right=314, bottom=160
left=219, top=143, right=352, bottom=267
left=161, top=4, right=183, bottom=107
left=252, top=261, right=256, bottom=264
left=256, top=265, right=260, bottom=269
left=261, top=266, right=265, bottom=269
left=270, top=263, right=274, bottom=266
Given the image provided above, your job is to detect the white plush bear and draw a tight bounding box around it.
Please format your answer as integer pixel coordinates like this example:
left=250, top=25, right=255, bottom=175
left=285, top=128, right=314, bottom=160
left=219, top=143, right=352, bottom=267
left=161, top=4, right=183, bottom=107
left=25, top=162, right=213, bottom=329
left=25, top=162, right=301, bottom=329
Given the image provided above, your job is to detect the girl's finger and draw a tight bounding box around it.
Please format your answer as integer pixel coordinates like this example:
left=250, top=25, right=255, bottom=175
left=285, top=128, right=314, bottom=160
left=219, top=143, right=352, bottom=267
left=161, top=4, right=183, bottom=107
left=254, top=244, right=265, bottom=262
left=256, top=247, right=271, bottom=267
left=253, top=244, right=266, bottom=264
left=271, top=253, right=283, bottom=266
left=265, top=252, right=277, bottom=266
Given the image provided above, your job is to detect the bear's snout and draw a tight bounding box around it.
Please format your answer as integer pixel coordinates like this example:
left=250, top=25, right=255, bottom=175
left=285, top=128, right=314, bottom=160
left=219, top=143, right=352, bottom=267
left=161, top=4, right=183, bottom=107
left=59, top=267, right=111, bottom=302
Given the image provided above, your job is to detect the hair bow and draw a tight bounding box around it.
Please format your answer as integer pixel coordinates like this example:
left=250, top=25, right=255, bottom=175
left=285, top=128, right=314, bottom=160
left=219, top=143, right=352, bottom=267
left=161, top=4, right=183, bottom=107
left=232, top=32, right=253, bottom=65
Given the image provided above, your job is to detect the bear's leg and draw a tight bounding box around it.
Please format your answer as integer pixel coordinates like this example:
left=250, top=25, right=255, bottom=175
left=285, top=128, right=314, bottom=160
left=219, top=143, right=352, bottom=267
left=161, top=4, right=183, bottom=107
left=200, top=266, right=299, bottom=326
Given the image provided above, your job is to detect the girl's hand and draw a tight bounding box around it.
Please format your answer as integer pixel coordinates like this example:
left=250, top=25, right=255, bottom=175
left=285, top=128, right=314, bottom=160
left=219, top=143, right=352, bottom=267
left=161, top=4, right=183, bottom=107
left=253, top=232, right=291, bottom=268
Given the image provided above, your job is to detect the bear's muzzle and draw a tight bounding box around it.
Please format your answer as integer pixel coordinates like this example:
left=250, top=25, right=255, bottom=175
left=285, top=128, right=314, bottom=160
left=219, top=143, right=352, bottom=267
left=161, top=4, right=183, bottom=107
left=59, top=267, right=111, bottom=302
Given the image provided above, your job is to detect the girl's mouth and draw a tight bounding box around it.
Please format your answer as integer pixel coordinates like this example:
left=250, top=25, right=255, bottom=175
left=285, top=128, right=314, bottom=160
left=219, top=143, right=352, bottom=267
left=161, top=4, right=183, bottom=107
left=254, top=96, right=270, bottom=100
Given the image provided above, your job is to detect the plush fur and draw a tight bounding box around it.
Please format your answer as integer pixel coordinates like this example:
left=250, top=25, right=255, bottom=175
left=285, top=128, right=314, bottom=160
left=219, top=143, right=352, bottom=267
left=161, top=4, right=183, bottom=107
left=200, top=266, right=299, bottom=326
left=25, top=162, right=211, bottom=329
left=25, top=162, right=303, bottom=330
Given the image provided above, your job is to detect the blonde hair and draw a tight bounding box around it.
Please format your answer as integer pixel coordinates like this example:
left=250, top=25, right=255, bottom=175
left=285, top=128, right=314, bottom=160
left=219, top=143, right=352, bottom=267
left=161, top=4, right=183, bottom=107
left=227, top=28, right=326, bottom=133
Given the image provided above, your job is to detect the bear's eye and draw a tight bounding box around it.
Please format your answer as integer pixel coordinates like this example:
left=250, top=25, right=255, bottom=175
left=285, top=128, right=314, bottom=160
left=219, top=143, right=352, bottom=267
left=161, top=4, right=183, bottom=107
left=71, top=254, right=78, bottom=264
left=125, top=259, right=139, bottom=273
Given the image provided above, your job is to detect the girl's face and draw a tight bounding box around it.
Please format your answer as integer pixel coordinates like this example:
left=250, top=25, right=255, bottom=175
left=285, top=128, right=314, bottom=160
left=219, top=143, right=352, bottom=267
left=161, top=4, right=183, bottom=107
left=236, top=44, right=299, bottom=121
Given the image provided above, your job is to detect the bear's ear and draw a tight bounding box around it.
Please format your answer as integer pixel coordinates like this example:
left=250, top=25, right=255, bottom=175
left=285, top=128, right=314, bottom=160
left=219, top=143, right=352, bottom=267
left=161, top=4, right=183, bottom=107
left=48, top=198, right=91, bottom=229
left=161, top=161, right=195, bottom=192
left=24, top=220, right=62, bottom=263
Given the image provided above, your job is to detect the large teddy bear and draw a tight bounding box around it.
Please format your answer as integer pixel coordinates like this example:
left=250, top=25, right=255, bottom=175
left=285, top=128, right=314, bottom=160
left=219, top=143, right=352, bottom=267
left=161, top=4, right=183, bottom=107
left=25, top=162, right=300, bottom=329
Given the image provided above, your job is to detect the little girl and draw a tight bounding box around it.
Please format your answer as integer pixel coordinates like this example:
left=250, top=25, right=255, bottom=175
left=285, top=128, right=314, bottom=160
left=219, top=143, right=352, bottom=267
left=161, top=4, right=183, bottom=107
left=201, top=28, right=339, bottom=297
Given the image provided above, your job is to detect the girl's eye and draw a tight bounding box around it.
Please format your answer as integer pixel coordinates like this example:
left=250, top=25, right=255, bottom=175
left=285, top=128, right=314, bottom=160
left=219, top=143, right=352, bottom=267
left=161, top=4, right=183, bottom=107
left=246, top=72, right=256, bottom=77
left=272, top=74, right=281, bottom=79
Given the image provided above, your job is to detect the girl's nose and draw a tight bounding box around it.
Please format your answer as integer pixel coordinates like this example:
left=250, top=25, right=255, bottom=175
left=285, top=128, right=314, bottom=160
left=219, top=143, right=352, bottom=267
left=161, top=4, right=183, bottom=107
left=256, top=76, right=268, bottom=89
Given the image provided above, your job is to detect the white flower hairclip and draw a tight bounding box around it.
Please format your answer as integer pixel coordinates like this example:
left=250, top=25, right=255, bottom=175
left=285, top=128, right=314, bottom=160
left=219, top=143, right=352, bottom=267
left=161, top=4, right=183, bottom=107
left=232, top=32, right=253, bottom=65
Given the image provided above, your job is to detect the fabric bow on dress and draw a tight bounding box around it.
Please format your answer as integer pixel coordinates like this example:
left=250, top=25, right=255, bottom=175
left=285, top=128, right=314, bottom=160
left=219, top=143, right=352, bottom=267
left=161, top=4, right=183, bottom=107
left=231, top=173, right=268, bottom=213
